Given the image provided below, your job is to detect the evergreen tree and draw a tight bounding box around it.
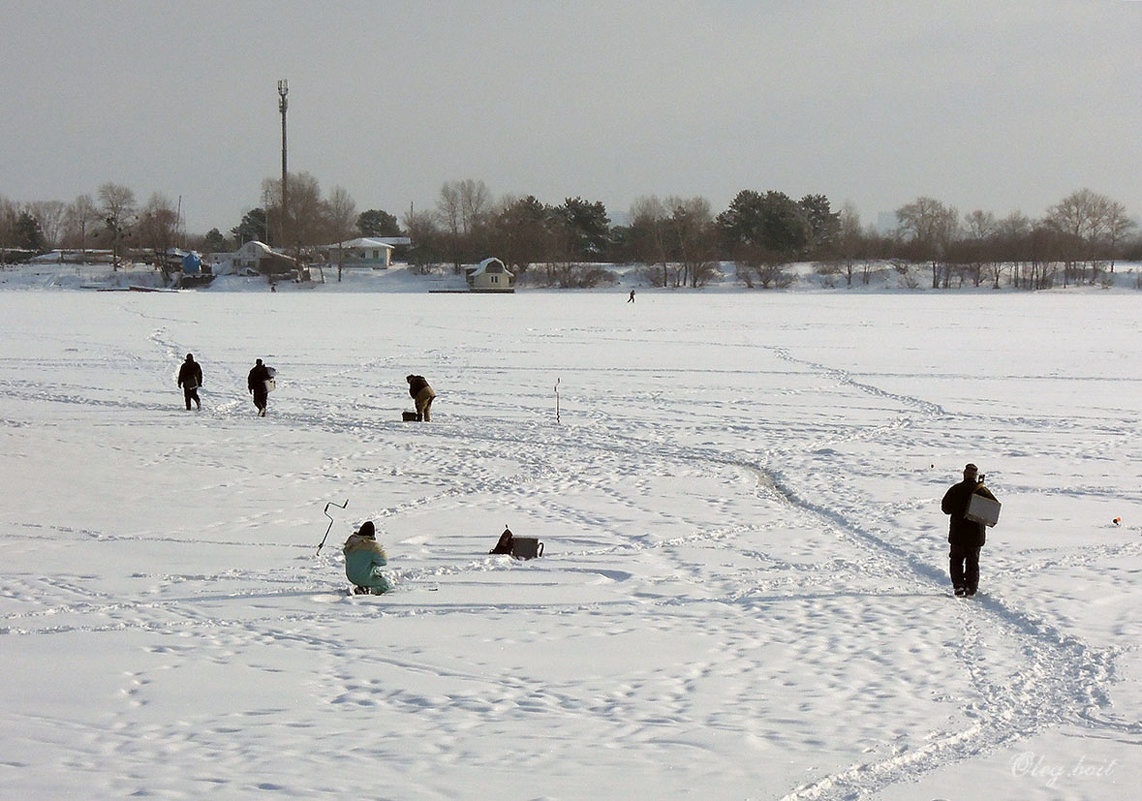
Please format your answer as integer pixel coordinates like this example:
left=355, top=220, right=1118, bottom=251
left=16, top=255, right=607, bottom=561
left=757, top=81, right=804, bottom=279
left=489, top=195, right=549, bottom=274
left=717, top=189, right=810, bottom=262
left=552, top=197, right=611, bottom=260
left=357, top=209, right=401, bottom=237
left=799, top=194, right=841, bottom=256
left=232, top=208, right=268, bottom=244
left=203, top=228, right=228, bottom=252
left=16, top=211, right=46, bottom=252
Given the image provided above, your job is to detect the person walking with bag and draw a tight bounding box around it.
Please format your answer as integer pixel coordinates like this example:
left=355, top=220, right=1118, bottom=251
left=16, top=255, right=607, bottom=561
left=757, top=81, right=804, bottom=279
left=248, top=358, right=273, bottom=417
left=941, top=463, right=997, bottom=597
left=177, top=353, right=203, bottom=411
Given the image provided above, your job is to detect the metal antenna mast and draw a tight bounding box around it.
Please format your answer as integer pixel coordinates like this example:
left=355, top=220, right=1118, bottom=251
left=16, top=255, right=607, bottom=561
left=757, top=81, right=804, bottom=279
left=277, top=79, right=289, bottom=247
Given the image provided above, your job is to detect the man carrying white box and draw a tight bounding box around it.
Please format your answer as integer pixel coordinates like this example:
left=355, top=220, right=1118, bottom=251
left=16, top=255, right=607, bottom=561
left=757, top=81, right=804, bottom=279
left=940, top=463, right=999, bottom=598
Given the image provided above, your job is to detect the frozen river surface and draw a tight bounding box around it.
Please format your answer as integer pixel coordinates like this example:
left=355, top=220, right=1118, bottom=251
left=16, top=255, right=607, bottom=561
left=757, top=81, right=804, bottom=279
left=1, top=288, right=1140, bottom=800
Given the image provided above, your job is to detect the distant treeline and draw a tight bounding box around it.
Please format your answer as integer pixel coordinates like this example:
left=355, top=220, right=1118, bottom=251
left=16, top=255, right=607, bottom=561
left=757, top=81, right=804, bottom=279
left=3, top=179, right=1138, bottom=290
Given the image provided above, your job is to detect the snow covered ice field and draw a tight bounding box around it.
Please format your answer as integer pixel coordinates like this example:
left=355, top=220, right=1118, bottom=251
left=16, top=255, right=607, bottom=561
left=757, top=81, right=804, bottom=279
left=1, top=285, right=1140, bottom=800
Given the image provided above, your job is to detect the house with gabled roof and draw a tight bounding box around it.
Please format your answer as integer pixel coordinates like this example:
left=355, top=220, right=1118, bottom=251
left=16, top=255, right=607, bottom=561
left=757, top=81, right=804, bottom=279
left=220, top=240, right=297, bottom=276
left=318, top=237, right=401, bottom=270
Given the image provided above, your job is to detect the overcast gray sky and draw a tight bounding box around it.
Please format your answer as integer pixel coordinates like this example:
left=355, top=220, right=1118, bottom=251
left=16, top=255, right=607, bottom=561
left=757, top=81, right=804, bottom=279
left=3, top=0, right=1141, bottom=235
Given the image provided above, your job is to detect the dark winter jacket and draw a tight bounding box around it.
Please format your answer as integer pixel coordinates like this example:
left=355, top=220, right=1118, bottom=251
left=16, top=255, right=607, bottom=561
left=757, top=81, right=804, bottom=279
left=941, top=479, right=997, bottom=548
left=407, top=375, right=431, bottom=399
left=177, top=359, right=202, bottom=389
left=490, top=529, right=514, bottom=555
left=248, top=362, right=272, bottom=394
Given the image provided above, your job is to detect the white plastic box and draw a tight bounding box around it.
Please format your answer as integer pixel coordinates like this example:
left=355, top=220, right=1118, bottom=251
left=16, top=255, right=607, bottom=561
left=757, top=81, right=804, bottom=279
left=966, top=494, right=1001, bottom=527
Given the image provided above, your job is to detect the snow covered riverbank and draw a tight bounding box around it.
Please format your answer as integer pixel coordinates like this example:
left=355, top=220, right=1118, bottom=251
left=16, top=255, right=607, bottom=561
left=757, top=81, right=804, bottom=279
left=1, top=289, right=1139, bottom=799
left=5, top=257, right=1142, bottom=294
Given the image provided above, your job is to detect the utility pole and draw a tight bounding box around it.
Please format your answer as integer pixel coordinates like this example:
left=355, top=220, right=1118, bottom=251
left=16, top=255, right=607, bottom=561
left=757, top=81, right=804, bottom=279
left=278, top=79, right=289, bottom=248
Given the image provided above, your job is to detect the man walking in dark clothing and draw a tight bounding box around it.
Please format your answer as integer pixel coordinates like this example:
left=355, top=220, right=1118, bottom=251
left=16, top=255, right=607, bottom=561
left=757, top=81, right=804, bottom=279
left=941, top=463, right=997, bottom=597
left=248, top=358, right=273, bottom=417
left=177, top=353, right=203, bottom=410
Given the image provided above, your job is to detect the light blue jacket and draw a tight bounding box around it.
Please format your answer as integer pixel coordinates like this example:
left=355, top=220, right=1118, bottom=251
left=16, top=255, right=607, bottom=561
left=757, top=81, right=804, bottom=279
left=343, top=533, right=393, bottom=593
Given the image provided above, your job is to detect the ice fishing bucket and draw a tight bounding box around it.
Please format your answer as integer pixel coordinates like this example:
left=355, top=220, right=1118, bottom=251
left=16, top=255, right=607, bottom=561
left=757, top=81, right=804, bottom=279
left=511, top=537, right=544, bottom=560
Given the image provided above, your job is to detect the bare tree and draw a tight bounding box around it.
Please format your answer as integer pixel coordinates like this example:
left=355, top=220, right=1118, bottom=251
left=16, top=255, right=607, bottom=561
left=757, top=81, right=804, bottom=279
left=436, top=182, right=464, bottom=271
left=1044, top=188, right=1134, bottom=284
left=260, top=179, right=281, bottom=246
left=961, top=209, right=997, bottom=287
left=63, top=194, right=102, bottom=254
left=262, top=171, right=325, bottom=252
left=403, top=203, right=443, bottom=274
left=1017, top=222, right=1064, bottom=290
left=458, top=179, right=491, bottom=234
left=436, top=179, right=491, bottom=272
left=0, top=195, right=17, bottom=250
left=326, top=185, right=357, bottom=281
left=1101, top=199, right=1136, bottom=273
left=1047, top=188, right=1102, bottom=285
left=666, top=196, right=718, bottom=288
left=97, top=182, right=137, bottom=269
left=27, top=201, right=66, bottom=250
left=895, top=197, right=960, bottom=288
left=836, top=202, right=865, bottom=286
left=628, top=196, right=673, bottom=286
left=137, top=193, right=181, bottom=280
left=287, top=173, right=328, bottom=249
left=990, top=212, right=1030, bottom=289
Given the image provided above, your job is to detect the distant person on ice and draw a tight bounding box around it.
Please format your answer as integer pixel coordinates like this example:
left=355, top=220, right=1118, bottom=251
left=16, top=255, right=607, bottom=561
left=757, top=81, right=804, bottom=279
left=628, top=289, right=635, bottom=303
left=407, top=374, right=436, bottom=422
left=343, top=521, right=393, bottom=595
left=176, top=353, right=202, bottom=411
left=247, top=358, right=273, bottom=417
left=941, top=463, right=997, bottom=597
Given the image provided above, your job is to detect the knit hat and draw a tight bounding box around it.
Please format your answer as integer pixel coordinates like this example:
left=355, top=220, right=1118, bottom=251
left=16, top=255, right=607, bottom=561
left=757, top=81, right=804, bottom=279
left=357, top=521, right=376, bottom=538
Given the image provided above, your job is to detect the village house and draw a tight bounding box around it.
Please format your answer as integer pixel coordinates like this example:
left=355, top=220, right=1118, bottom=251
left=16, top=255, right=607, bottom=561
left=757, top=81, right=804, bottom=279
left=317, top=237, right=411, bottom=270
left=214, top=241, right=298, bottom=276
left=466, top=257, right=515, bottom=292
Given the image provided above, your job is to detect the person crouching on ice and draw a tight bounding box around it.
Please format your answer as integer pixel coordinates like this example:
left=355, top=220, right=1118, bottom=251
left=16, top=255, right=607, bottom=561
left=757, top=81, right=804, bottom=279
left=343, top=520, right=394, bottom=595
left=489, top=527, right=514, bottom=555
left=406, top=374, right=436, bottom=422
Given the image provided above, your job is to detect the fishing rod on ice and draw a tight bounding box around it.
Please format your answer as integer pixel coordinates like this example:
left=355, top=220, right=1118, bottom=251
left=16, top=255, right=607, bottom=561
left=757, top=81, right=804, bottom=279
left=316, top=499, right=349, bottom=555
